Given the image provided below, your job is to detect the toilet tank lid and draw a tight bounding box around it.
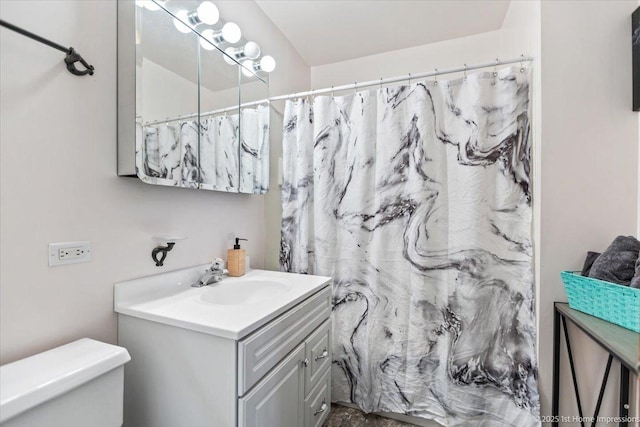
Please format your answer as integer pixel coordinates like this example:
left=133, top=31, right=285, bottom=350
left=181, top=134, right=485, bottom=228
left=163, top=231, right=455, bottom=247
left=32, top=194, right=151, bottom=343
left=0, top=338, right=131, bottom=423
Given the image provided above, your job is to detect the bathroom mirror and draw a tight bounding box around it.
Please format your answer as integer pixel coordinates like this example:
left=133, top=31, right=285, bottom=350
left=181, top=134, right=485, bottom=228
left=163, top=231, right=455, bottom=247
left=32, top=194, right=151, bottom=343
left=117, top=0, right=270, bottom=194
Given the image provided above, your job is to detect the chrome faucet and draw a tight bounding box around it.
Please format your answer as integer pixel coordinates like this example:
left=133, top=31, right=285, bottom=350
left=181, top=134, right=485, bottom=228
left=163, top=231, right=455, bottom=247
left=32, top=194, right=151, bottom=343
left=191, top=258, right=226, bottom=287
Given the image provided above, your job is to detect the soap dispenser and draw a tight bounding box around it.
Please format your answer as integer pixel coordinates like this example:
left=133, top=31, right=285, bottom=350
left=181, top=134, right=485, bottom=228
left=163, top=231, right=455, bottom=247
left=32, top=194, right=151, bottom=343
left=227, top=237, right=247, bottom=277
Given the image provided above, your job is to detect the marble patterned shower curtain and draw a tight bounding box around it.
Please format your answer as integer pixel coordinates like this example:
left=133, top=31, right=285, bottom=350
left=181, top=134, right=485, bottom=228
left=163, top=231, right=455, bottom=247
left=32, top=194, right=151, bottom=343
left=280, top=67, right=539, bottom=426
left=137, top=105, right=269, bottom=193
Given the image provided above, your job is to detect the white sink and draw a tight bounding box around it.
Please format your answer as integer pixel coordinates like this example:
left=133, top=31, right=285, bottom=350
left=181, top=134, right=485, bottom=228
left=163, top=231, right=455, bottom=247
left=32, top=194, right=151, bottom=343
left=200, top=279, right=292, bottom=306
left=114, top=266, right=331, bottom=339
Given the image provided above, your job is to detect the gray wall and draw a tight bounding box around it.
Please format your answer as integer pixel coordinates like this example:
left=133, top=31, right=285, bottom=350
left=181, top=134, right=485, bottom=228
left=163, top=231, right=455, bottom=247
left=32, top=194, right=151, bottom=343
left=539, top=0, right=639, bottom=423
left=0, top=0, right=309, bottom=364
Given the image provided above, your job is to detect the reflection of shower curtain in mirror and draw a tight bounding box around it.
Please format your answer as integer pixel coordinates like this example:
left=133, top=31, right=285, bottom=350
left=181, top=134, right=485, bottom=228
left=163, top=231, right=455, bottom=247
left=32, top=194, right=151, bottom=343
left=239, top=106, right=270, bottom=194
left=200, top=115, right=241, bottom=192
left=138, top=105, right=269, bottom=193
left=280, top=68, right=539, bottom=426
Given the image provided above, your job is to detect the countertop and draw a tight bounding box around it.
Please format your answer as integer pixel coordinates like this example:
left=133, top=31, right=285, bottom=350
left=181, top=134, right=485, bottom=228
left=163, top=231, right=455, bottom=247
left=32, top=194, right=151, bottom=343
left=114, top=266, right=332, bottom=340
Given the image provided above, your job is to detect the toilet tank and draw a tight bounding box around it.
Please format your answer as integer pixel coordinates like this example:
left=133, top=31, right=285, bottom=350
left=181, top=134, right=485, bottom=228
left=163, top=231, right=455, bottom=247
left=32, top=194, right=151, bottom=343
left=0, top=338, right=130, bottom=427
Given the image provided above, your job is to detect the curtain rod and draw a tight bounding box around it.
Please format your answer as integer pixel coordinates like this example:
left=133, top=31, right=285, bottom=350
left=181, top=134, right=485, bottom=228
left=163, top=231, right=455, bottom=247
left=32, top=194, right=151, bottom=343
left=272, top=55, right=533, bottom=101
left=143, top=56, right=532, bottom=127
left=143, top=100, right=269, bottom=127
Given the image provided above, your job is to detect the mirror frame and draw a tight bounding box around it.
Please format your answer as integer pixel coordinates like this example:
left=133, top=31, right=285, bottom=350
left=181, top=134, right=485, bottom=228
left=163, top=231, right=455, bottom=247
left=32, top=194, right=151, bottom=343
left=117, top=0, right=137, bottom=176
left=117, top=0, right=270, bottom=195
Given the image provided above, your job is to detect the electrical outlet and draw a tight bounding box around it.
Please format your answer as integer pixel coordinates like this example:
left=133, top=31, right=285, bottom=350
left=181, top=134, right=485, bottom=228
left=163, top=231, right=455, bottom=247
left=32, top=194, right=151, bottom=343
left=58, top=246, right=88, bottom=260
left=49, top=241, right=91, bottom=266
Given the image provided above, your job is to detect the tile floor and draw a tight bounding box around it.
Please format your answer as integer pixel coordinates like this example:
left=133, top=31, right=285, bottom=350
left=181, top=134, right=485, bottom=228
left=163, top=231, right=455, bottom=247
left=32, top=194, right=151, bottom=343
left=322, top=404, right=417, bottom=427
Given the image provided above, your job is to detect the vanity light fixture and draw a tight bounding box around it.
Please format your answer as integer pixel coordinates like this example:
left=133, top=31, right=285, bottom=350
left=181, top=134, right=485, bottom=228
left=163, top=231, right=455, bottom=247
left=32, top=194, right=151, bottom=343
left=187, top=1, right=219, bottom=26
left=199, top=23, right=242, bottom=50
left=160, top=3, right=276, bottom=75
left=223, top=47, right=237, bottom=65
left=223, top=41, right=261, bottom=65
left=200, top=29, right=219, bottom=50
left=244, top=55, right=277, bottom=75
left=241, top=60, right=255, bottom=77
left=259, top=55, right=276, bottom=73
left=243, top=41, right=261, bottom=59
left=221, top=22, right=242, bottom=43
left=136, top=0, right=163, bottom=11
left=242, top=55, right=277, bottom=77
left=173, top=2, right=219, bottom=33
left=173, top=10, right=192, bottom=33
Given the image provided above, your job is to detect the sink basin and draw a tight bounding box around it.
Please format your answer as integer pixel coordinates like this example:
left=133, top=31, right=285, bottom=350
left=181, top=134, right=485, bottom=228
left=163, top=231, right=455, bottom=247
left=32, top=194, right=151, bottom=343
left=199, top=279, right=293, bottom=306
left=115, top=266, right=331, bottom=339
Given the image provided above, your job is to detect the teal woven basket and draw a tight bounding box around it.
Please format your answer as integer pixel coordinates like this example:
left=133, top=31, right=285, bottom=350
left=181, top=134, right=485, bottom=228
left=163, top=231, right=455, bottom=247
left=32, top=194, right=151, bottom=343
left=561, top=271, right=640, bottom=333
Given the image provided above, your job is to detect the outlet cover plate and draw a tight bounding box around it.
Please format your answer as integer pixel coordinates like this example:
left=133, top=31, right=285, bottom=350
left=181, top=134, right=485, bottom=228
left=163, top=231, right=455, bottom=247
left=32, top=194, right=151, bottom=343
left=49, top=241, right=91, bottom=266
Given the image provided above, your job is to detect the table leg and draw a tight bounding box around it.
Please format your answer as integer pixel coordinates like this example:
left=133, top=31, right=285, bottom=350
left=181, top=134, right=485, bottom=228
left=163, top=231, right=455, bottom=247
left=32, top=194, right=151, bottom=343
left=619, top=364, right=629, bottom=427
left=562, top=317, right=585, bottom=426
left=552, top=306, right=560, bottom=427
left=591, top=354, right=613, bottom=427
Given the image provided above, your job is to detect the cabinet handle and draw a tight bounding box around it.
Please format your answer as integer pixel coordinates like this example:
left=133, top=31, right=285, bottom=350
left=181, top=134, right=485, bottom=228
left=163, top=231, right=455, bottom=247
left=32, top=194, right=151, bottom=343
left=302, top=358, right=309, bottom=367
left=315, top=350, right=328, bottom=361
left=314, top=402, right=328, bottom=416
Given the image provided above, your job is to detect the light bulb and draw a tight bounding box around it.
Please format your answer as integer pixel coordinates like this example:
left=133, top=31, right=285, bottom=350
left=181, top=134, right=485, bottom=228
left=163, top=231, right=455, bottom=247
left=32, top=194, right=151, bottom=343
left=136, top=0, right=162, bottom=10
left=224, top=47, right=237, bottom=65
left=260, top=55, right=276, bottom=73
left=242, top=60, right=255, bottom=77
left=222, top=22, right=242, bottom=44
left=200, top=29, right=217, bottom=50
left=196, top=1, right=219, bottom=25
left=243, top=41, right=261, bottom=60
left=143, top=0, right=161, bottom=11
left=173, top=10, right=192, bottom=33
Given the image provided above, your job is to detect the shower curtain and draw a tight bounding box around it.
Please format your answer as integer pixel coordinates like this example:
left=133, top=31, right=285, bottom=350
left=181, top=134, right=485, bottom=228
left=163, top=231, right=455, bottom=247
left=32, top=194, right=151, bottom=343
left=280, top=67, right=539, bottom=426
left=138, top=105, right=269, bottom=193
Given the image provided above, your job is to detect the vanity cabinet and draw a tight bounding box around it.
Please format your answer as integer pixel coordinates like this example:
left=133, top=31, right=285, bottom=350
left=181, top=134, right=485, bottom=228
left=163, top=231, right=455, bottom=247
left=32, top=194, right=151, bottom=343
left=239, top=319, right=331, bottom=427
left=118, top=284, right=331, bottom=427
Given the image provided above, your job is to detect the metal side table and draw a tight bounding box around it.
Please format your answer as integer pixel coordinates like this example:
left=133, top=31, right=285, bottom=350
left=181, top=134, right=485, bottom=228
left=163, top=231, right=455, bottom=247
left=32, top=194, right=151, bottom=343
left=553, top=302, right=639, bottom=427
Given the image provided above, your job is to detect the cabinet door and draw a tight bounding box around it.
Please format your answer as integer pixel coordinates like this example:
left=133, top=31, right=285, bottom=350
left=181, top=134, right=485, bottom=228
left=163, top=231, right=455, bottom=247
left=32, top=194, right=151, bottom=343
left=239, top=343, right=305, bottom=427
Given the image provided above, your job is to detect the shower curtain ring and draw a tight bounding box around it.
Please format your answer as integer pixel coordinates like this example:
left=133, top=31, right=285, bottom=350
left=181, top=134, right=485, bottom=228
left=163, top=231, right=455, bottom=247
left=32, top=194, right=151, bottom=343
left=434, top=69, right=438, bottom=86
left=354, top=82, right=357, bottom=94
left=379, top=77, right=383, bottom=90
left=493, top=58, right=499, bottom=77
left=520, top=54, right=525, bottom=73
left=331, top=86, right=334, bottom=97
left=463, top=64, right=467, bottom=81
left=408, top=73, right=411, bottom=85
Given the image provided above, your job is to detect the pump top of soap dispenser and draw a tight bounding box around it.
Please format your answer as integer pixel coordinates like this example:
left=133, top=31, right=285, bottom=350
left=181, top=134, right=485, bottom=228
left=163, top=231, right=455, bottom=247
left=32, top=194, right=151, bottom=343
left=234, top=238, right=247, bottom=250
